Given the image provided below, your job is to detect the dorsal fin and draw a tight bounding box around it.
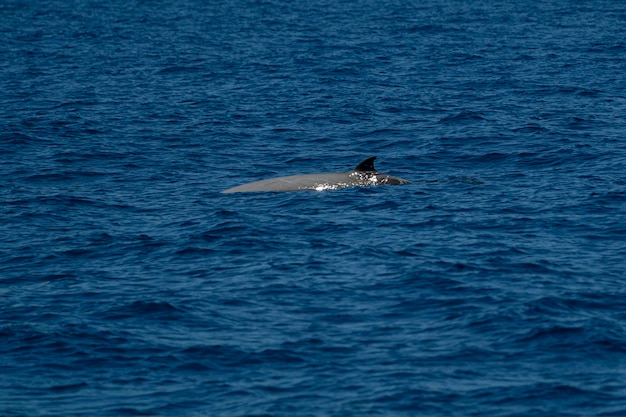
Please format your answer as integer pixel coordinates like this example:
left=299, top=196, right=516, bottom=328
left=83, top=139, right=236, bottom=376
left=354, top=156, right=377, bottom=172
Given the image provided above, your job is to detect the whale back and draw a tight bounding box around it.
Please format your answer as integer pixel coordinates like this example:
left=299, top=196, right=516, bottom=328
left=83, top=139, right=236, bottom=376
left=222, top=156, right=410, bottom=193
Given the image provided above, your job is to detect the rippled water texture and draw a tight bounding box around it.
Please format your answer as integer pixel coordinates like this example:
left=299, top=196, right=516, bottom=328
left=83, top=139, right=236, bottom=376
left=2, top=1, right=626, bottom=416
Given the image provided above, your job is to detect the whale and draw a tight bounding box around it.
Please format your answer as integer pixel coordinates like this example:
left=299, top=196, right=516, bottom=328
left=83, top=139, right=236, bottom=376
left=222, top=156, right=410, bottom=193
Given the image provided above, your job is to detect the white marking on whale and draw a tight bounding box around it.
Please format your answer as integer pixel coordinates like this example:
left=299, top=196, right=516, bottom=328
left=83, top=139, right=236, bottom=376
left=222, top=156, right=410, bottom=193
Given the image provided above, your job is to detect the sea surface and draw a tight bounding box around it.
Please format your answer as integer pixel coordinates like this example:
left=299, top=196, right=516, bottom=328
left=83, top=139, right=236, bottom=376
left=2, top=1, right=626, bottom=416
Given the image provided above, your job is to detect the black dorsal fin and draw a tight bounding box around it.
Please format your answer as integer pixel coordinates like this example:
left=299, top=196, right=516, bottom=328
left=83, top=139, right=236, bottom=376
left=354, top=156, right=377, bottom=172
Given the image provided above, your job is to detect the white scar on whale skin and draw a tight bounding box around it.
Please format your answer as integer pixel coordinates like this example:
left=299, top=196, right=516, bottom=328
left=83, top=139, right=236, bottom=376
left=222, top=156, right=410, bottom=193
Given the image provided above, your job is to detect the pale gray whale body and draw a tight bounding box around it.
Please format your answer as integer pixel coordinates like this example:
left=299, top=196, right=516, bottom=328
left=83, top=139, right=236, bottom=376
left=222, top=156, right=410, bottom=193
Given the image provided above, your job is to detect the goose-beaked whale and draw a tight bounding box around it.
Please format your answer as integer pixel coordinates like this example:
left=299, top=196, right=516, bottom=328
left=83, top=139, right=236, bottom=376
left=222, top=156, right=410, bottom=193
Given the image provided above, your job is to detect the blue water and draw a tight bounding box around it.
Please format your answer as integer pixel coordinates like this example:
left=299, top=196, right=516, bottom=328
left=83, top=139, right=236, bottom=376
left=2, top=0, right=626, bottom=415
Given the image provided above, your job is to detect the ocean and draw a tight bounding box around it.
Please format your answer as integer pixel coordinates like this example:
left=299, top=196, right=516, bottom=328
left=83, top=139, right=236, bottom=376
left=1, top=0, right=626, bottom=416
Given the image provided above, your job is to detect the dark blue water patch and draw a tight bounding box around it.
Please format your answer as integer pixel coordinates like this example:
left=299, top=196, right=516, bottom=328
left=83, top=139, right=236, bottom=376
left=2, top=0, right=626, bottom=416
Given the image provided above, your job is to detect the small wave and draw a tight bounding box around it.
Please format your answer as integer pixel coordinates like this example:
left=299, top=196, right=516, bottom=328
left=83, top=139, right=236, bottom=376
left=512, top=124, right=550, bottom=134
left=47, top=382, right=89, bottom=393
left=157, top=66, right=206, bottom=74
left=438, top=111, right=487, bottom=124
left=102, top=301, right=185, bottom=320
